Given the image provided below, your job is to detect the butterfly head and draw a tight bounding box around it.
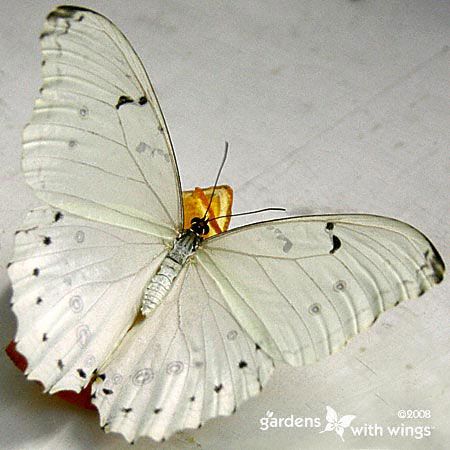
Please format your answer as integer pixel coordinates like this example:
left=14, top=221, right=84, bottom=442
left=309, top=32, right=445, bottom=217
left=190, top=217, right=210, bottom=236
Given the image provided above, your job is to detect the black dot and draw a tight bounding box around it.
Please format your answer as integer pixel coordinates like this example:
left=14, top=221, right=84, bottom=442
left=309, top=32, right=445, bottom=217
left=197, top=423, right=202, bottom=429
left=54, top=211, right=63, bottom=222
left=121, top=407, right=133, bottom=413
left=330, top=235, right=341, bottom=254
left=255, top=343, right=261, bottom=351
left=36, top=297, right=43, bottom=304
left=43, top=236, right=52, bottom=245
left=103, top=388, right=113, bottom=395
left=42, top=333, right=48, bottom=342
left=97, top=373, right=106, bottom=380
left=33, top=268, right=40, bottom=276
left=77, top=368, right=86, bottom=378
left=6, top=262, right=12, bottom=268
left=161, top=438, right=166, bottom=443
left=326, top=222, right=334, bottom=230
left=138, top=96, right=148, bottom=105
left=214, top=383, right=223, bottom=393
left=116, top=95, right=133, bottom=109
left=238, top=360, right=248, bottom=369
left=190, top=396, right=196, bottom=402
left=91, top=392, right=97, bottom=399
left=154, top=408, right=162, bottom=414
left=232, top=405, right=237, bottom=414
left=57, top=359, right=64, bottom=370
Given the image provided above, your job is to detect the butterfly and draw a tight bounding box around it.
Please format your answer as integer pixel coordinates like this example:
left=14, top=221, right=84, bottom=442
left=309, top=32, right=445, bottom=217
left=319, top=406, right=356, bottom=442
left=8, top=5, right=445, bottom=443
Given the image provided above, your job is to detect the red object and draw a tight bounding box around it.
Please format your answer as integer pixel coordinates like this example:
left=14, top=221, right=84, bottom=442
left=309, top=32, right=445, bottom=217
left=6, top=341, right=96, bottom=410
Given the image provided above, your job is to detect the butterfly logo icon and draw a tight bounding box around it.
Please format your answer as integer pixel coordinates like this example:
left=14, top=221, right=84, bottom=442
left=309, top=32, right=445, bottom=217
left=319, top=406, right=356, bottom=441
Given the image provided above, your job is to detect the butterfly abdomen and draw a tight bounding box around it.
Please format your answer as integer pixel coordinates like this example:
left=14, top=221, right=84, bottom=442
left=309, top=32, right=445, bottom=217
left=141, top=230, right=201, bottom=315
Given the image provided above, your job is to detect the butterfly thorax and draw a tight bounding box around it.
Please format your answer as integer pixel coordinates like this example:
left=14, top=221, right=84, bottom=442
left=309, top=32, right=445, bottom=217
left=140, top=226, right=203, bottom=316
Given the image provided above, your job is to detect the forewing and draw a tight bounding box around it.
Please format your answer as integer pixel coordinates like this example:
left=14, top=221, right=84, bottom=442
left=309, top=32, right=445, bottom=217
left=23, top=6, right=182, bottom=238
left=92, top=263, right=274, bottom=443
left=198, top=214, right=445, bottom=365
left=8, top=207, right=167, bottom=393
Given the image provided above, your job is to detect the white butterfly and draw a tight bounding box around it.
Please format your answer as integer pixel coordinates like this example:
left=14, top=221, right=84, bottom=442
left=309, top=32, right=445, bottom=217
left=320, top=406, right=356, bottom=441
left=8, top=6, right=445, bottom=443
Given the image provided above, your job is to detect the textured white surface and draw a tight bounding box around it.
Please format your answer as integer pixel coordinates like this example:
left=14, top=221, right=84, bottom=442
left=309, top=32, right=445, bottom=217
left=0, top=1, right=448, bottom=449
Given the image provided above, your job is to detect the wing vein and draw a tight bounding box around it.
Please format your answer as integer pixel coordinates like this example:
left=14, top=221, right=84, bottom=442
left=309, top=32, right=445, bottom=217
left=115, top=108, right=176, bottom=227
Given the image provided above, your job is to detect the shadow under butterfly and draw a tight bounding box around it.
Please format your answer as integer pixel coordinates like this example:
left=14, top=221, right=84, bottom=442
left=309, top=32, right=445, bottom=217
left=6, top=5, right=445, bottom=444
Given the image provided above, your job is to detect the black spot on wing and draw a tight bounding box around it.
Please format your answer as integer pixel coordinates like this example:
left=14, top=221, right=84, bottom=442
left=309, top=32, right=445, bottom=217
left=138, top=96, right=148, bottom=105
left=255, top=343, right=261, bottom=351
left=330, top=235, right=341, bottom=254
left=42, top=333, right=48, bottom=342
left=36, top=297, right=43, bottom=304
left=154, top=408, right=162, bottom=414
left=43, top=236, right=52, bottom=245
left=238, top=360, right=248, bottom=369
left=214, top=383, right=223, bottom=393
left=326, top=222, right=334, bottom=231
left=102, top=388, right=113, bottom=395
left=57, top=359, right=64, bottom=370
left=116, top=95, right=134, bottom=109
left=121, top=407, right=133, bottom=413
left=54, top=211, right=63, bottom=222
left=33, top=268, right=40, bottom=277
left=425, top=245, right=445, bottom=284
left=77, top=368, right=87, bottom=378
left=47, top=5, right=91, bottom=21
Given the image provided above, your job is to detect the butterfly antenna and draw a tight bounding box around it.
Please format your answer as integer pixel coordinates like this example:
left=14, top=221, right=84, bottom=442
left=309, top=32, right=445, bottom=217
left=202, top=141, right=229, bottom=220
left=208, top=207, right=286, bottom=223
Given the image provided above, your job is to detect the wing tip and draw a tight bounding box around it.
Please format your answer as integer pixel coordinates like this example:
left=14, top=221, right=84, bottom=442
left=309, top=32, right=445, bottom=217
left=426, top=241, right=445, bottom=285
left=47, top=5, right=93, bottom=21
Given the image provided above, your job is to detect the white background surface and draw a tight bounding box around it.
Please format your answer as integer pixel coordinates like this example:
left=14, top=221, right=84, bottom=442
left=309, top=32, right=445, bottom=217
left=0, top=1, right=449, bottom=449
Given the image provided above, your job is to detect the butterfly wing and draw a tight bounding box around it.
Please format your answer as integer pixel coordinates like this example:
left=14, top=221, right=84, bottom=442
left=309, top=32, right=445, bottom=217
left=8, top=207, right=167, bottom=393
left=91, top=263, right=274, bottom=442
left=23, top=6, right=182, bottom=238
left=197, top=214, right=444, bottom=365
left=11, top=6, right=184, bottom=394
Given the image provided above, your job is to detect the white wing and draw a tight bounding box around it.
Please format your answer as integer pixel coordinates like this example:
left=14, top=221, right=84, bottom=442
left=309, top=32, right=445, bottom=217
left=8, top=206, right=167, bottom=393
left=23, top=6, right=182, bottom=238
left=91, top=263, right=274, bottom=443
left=197, top=214, right=445, bottom=365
